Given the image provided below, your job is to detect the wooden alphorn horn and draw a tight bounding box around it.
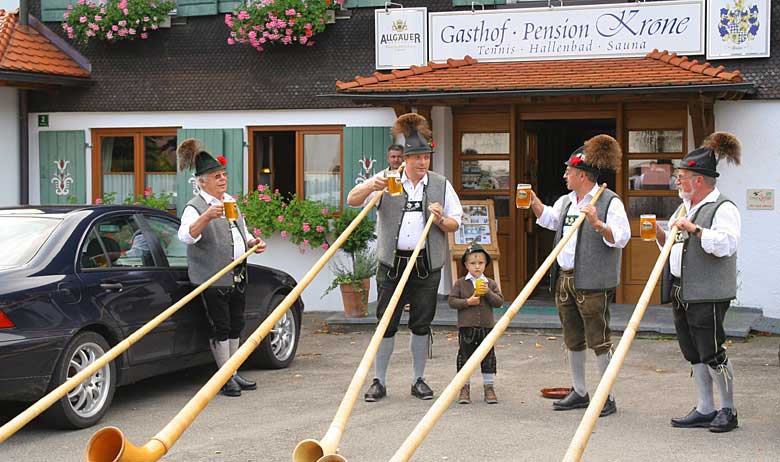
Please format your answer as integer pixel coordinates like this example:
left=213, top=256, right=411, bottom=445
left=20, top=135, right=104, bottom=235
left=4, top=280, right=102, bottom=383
left=0, top=243, right=259, bottom=445
left=388, top=184, right=608, bottom=462
left=562, top=206, right=687, bottom=462
left=293, top=212, right=438, bottom=462
left=84, top=191, right=384, bottom=462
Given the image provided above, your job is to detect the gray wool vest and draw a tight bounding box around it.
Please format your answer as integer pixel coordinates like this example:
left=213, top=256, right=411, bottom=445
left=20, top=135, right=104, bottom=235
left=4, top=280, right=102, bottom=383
left=376, top=171, right=448, bottom=271
left=185, top=194, right=249, bottom=288
left=661, top=195, right=737, bottom=303
left=551, top=189, right=622, bottom=291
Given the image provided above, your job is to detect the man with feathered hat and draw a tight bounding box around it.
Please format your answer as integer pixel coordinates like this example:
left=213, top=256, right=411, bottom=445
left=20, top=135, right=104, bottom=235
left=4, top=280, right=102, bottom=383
left=347, top=113, right=463, bottom=402
left=176, top=139, right=266, bottom=397
left=529, top=134, right=630, bottom=417
left=655, top=132, right=742, bottom=433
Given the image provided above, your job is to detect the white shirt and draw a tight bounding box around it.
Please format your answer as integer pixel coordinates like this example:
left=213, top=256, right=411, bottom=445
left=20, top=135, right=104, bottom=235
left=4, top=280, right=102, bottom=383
left=464, top=272, right=488, bottom=288
left=362, top=171, right=463, bottom=251
left=177, top=191, right=254, bottom=261
left=536, top=184, right=631, bottom=271
left=662, top=187, right=740, bottom=278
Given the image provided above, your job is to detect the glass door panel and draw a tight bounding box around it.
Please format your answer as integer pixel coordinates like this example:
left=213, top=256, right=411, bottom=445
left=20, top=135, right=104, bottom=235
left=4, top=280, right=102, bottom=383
left=144, top=135, right=177, bottom=208
left=302, top=133, right=341, bottom=208
left=101, top=136, right=135, bottom=203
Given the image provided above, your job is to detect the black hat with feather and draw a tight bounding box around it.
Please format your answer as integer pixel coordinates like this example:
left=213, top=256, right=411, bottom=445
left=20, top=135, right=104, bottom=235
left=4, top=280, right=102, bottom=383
left=177, top=138, right=227, bottom=177
left=565, top=134, right=622, bottom=175
left=392, top=113, right=435, bottom=155
left=680, top=132, right=741, bottom=178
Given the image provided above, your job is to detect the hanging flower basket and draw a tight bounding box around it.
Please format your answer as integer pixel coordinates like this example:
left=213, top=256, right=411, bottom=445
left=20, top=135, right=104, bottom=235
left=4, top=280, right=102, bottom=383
left=225, top=0, right=344, bottom=52
left=62, top=0, right=175, bottom=43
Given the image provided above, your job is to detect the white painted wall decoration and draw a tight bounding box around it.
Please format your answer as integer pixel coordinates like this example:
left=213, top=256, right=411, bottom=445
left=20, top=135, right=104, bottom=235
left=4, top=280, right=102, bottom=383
left=715, top=100, right=780, bottom=318
left=51, top=159, right=74, bottom=196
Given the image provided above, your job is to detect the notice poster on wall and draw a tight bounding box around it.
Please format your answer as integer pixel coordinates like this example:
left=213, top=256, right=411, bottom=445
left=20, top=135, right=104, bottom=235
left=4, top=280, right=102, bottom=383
left=706, top=0, right=770, bottom=59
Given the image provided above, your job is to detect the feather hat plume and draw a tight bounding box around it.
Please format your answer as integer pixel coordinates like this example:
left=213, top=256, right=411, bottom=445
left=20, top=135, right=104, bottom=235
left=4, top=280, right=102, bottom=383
left=583, top=134, right=622, bottom=172
left=392, top=113, right=432, bottom=140
left=177, top=138, right=204, bottom=171
left=702, top=132, right=741, bottom=166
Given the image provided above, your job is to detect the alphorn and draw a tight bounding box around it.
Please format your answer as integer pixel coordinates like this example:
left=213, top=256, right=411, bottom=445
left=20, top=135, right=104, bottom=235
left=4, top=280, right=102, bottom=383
left=388, top=184, right=607, bottom=462
left=294, top=212, right=439, bottom=462
left=85, top=190, right=384, bottom=462
left=562, top=206, right=687, bottom=462
left=0, top=243, right=259, bottom=445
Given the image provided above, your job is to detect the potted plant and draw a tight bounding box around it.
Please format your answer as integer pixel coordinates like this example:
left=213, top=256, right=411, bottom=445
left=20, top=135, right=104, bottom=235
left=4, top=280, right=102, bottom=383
left=323, top=208, right=376, bottom=317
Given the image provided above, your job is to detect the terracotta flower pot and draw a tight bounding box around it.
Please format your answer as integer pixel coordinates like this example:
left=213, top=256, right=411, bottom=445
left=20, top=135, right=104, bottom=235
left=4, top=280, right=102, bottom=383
left=339, top=279, right=370, bottom=318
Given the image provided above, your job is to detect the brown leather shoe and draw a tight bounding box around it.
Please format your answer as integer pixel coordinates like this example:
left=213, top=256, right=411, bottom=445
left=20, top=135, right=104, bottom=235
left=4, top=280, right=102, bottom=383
left=484, top=384, right=498, bottom=404
left=458, top=384, right=471, bottom=404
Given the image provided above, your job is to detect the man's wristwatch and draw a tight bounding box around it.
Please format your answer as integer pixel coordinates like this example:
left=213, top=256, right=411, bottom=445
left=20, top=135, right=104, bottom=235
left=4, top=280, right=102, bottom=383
left=438, top=216, right=446, bottom=226
left=694, top=225, right=702, bottom=237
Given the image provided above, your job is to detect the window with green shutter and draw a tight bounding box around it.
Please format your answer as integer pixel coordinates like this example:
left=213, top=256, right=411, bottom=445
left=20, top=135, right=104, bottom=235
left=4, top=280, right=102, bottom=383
left=40, top=0, right=78, bottom=22
left=176, top=0, right=218, bottom=17
left=342, top=0, right=390, bottom=7
left=218, top=0, right=240, bottom=13
left=39, top=130, right=87, bottom=204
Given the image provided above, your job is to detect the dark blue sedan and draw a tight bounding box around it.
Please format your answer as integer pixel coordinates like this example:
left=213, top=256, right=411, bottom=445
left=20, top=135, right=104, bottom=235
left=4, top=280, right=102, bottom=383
left=0, top=206, right=303, bottom=429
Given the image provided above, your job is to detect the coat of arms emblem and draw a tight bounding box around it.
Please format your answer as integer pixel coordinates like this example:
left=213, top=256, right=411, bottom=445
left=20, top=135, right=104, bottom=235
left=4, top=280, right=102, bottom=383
left=392, top=19, right=407, bottom=33
left=718, top=0, right=760, bottom=48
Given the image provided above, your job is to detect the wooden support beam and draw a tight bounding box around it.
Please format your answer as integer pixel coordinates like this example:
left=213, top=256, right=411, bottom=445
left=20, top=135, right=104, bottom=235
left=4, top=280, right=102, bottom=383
left=392, top=104, right=411, bottom=117
left=688, top=96, right=715, bottom=146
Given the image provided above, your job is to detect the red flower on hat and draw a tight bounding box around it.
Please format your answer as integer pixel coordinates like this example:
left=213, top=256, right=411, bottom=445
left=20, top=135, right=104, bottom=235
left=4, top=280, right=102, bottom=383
left=217, top=156, right=228, bottom=166
left=570, top=156, right=582, bottom=166
left=429, top=139, right=436, bottom=149
left=687, top=160, right=696, bottom=167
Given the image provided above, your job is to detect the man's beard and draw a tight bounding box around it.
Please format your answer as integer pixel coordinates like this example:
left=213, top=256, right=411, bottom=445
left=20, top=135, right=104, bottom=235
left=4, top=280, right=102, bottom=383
left=678, top=188, right=693, bottom=201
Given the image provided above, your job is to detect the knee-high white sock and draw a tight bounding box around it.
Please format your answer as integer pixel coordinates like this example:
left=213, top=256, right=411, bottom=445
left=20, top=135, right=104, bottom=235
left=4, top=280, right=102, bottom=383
left=210, top=339, right=231, bottom=370
left=692, top=363, right=715, bottom=414
left=709, top=360, right=735, bottom=411
left=411, top=333, right=429, bottom=384
left=228, top=338, right=240, bottom=357
left=374, top=336, right=395, bottom=386
left=482, top=373, right=494, bottom=386
left=595, top=352, right=614, bottom=400
left=569, top=350, right=587, bottom=397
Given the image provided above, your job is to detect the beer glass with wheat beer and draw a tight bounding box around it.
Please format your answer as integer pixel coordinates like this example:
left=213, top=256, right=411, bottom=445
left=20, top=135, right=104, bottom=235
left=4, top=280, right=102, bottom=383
left=516, top=184, right=532, bottom=209
left=386, top=169, right=403, bottom=196
left=640, top=214, right=656, bottom=241
left=223, top=198, right=238, bottom=223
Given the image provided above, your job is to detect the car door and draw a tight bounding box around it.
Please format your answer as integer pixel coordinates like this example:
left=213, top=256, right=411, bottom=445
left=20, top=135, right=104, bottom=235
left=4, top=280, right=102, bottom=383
left=77, top=213, right=177, bottom=365
left=140, top=214, right=211, bottom=356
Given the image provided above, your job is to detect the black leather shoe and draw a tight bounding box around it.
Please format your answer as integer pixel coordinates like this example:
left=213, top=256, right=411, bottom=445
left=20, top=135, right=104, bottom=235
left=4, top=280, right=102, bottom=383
left=233, top=373, right=257, bottom=390
left=411, top=378, right=434, bottom=400
left=553, top=390, right=589, bottom=410
left=709, top=408, right=738, bottom=433
left=599, top=397, right=617, bottom=417
left=364, top=378, right=386, bottom=402
left=671, top=407, right=718, bottom=428
left=220, top=377, right=242, bottom=397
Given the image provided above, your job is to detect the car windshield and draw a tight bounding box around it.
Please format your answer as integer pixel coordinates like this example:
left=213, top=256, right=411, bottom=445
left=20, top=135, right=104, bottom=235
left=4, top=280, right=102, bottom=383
left=0, top=216, right=62, bottom=269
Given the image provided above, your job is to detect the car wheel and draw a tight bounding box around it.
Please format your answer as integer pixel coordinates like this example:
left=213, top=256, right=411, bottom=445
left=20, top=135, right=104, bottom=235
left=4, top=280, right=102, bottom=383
left=43, top=331, right=116, bottom=429
left=248, top=294, right=301, bottom=369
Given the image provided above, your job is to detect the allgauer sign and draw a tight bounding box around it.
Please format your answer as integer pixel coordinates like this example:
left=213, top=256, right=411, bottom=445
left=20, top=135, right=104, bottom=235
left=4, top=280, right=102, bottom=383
left=375, top=7, right=428, bottom=70
left=429, top=0, right=705, bottom=63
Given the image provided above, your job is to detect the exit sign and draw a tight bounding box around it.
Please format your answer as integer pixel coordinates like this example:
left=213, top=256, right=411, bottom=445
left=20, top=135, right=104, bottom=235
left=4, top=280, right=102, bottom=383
left=38, top=114, right=49, bottom=127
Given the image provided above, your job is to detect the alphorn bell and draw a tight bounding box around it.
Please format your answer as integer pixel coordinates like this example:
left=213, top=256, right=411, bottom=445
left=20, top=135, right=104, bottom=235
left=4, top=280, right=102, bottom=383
left=562, top=206, right=687, bottom=462
left=0, top=244, right=260, bottom=445
left=294, top=212, right=439, bottom=462
left=85, top=191, right=385, bottom=462
left=388, top=184, right=608, bottom=462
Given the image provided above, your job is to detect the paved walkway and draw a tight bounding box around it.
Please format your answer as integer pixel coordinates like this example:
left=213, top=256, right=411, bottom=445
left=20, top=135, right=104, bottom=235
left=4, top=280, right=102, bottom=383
left=325, top=299, right=764, bottom=338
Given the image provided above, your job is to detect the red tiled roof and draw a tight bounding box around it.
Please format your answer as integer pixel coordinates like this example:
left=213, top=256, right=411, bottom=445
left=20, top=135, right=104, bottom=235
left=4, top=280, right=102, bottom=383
left=0, top=9, right=89, bottom=78
left=336, top=50, right=744, bottom=94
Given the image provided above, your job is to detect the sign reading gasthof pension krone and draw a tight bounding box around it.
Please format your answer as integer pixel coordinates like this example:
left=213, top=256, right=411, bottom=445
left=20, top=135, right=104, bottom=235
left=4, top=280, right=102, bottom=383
left=429, top=0, right=704, bottom=63
left=375, top=7, right=428, bottom=70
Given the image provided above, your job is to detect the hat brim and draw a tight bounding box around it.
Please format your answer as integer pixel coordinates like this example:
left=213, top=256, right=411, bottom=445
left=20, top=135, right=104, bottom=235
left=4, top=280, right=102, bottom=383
left=461, top=249, right=491, bottom=266
left=403, top=147, right=435, bottom=155
left=679, top=166, right=719, bottom=178
left=196, top=164, right=226, bottom=176
left=564, top=160, right=600, bottom=174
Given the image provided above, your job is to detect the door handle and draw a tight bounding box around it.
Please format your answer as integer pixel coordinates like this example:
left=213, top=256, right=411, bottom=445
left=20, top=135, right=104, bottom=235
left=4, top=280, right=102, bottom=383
left=100, top=282, right=124, bottom=291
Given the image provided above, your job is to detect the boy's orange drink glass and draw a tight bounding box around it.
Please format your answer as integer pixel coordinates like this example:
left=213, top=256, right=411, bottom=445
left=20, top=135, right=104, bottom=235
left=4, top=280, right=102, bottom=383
left=475, top=278, right=487, bottom=295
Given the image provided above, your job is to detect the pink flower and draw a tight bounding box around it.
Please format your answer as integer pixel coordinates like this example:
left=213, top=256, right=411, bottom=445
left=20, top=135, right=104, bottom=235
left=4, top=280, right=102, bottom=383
left=225, top=14, right=234, bottom=27
left=86, top=30, right=95, bottom=37
left=321, top=208, right=329, bottom=215
left=77, top=0, right=85, bottom=4
left=285, top=8, right=296, bottom=16
left=257, top=184, right=266, bottom=192
left=227, top=37, right=235, bottom=45
left=253, top=227, right=261, bottom=236
left=123, top=8, right=129, bottom=15
left=237, top=10, right=250, bottom=20
left=315, top=225, right=324, bottom=233
left=281, top=230, right=288, bottom=238
left=277, top=215, right=285, bottom=222
left=299, top=36, right=308, bottom=44
left=262, top=195, right=271, bottom=203
left=106, top=31, right=113, bottom=39
left=112, top=25, right=118, bottom=31
left=79, top=16, right=88, bottom=23
left=299, top=247, right=306, bottom=254
left=95, top=198, right=103, bottom=205
left=321, top=243, right=329, bottom=250
left=63, top=12, right=70, bottom=18
left=302, top=239, right=309, bottom=246
left=140, top=32, right=148, bottom=39
left=129, top=28, right=136, bottom=35
left=67, top=4, right=73, bottom=9
left=274, top=188, right=279, bottom=194
left=119, top=20, right=127, bottom=26
left=302, top=223, right=311, bottom=232
left=94, top=15, right=102, bottom=21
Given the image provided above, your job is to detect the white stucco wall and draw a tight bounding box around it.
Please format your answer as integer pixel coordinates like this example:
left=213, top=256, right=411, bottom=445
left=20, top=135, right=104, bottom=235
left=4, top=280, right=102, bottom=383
left=714, top=101, right=780, bottom=318
left=0, top=88, right=20, bottom=207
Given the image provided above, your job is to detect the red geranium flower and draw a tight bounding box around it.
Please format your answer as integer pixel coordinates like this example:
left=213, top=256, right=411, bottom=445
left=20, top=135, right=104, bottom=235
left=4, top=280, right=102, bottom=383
left=430, top=140, right=437, bottom=149
left=687, top=160, right=696, bottom=167
left=570, top=156, right=582, bottom=166
left=217, top=155, right=228, bottom=166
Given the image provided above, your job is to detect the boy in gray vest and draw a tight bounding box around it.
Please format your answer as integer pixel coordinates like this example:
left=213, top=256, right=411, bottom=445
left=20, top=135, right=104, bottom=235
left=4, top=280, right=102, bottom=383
left=529, top=135, right=629, bottom=417
left=176, top=139, right=267, bottom=397
left=655, top=132, right=741, bottom=433
left=347, top=113, right=462, bottom=402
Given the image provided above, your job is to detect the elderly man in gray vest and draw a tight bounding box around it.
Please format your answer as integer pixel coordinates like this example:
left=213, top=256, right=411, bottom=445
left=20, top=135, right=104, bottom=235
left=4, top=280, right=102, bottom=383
left=347, top=114, right=462, bottom=402
left=529, top=135, right=629, bottom=417
left=656, top=133, right=741, bottom=433
left=176, top=139, right=266, bottom=397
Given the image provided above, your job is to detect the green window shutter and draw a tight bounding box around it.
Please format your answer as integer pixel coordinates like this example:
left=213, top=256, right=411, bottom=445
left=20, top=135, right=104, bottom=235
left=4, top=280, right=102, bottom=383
left=343, top=127, right=392, bottom=215
left=218, top=0, right=241, bottom=13
left=343, top=0, right=389, bottom=7
left=39, top=130, right=86, bottom=205
left=41, top=0, right=77, bottom=22
left=452, top=0, right=505, bottom=5
left=176, top=129, right=245, bottom=214
left=176, top=0, right=218, bottom=17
